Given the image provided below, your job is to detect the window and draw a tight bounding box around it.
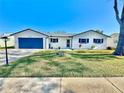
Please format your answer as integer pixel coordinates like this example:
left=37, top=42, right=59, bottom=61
left=79, top=38, right=89, bottom=44
left=93, top=39, right=103, bottom=44
left=66, top=39, right=70, bottom=47
left=50, top=38, right=58, bottom=43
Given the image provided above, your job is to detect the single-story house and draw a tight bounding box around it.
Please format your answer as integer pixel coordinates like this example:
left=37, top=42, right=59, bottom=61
left=10, top=28, right=111, bottom=50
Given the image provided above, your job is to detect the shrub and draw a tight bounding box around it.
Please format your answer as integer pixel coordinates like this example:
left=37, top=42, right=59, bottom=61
left=79, top=44, right=82, bottom=48
left=90, top=45, right=96, bottom=50
left=106, top=47, right=115, bottom=50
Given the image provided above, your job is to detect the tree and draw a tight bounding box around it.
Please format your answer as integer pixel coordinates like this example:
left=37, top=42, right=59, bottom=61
left=113, top=0, right=124, bottom=56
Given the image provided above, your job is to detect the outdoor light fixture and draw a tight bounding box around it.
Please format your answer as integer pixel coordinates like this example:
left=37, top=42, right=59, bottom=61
left=1, top=36, right=9, bottom=65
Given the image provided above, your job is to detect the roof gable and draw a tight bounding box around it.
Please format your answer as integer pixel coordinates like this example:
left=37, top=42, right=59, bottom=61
left=73, top=30, right=110, bottom=37
left=10, top=29, right=49, bottom=36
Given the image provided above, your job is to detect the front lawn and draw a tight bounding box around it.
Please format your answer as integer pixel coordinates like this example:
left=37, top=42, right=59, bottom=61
left=0, top=50, right=124, bottom=77
left=0, top=46, right=15, bottom=49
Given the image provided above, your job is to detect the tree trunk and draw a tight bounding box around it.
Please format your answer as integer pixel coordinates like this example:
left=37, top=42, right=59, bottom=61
left=113, top=1, right=124, bottom=56
left=114, top=25, right=124, bottom=56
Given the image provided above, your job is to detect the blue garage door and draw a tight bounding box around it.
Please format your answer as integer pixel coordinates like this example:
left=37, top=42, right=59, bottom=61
left=18, top=38, right=43, bottom=49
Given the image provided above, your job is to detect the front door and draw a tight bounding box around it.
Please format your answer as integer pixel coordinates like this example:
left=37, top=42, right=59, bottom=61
left=66, top=39, right=70, bottom=48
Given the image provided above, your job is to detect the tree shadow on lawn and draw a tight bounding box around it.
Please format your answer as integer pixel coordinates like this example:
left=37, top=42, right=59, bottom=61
left=0, top=52, right=59, bottom=77
left=0, top=56, right=37, bottom=77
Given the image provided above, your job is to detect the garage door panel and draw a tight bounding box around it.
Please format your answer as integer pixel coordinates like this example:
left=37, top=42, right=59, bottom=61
left=18, top=38, right=43, bottom=49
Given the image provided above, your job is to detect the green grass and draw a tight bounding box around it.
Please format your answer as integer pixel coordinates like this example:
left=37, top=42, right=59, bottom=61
left=0, top=46, right=15, bottom=49
left=0, top=50, right=124, bottom=77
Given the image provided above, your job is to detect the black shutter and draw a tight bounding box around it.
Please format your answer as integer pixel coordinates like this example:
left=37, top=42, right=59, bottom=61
left=51, top=38, right=52, bottom=42
left=102, top=39, right=103, bottom=43
left=79, top=39, right=81, bottom=43
left=87, top=39, right=89, bottom=43
left=93, top=39, right=95, bottom=43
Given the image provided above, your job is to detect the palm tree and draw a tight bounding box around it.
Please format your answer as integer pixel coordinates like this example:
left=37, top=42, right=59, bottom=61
left=113, top=0, right=124, bottom=56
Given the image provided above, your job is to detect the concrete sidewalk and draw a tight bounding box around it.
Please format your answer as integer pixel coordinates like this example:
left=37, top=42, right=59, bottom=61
left=0, top=77, right=124, bottom=93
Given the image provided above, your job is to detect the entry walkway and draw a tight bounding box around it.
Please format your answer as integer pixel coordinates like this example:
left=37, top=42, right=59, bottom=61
left=0, top=77, right=124, bottom=93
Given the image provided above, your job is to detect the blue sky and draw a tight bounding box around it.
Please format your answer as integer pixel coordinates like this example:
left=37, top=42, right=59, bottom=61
left=0, top=0, right=123, bottom=35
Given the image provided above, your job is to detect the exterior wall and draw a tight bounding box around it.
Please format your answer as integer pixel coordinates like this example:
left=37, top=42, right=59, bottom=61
left=49, top=37, right=72, bottom=49
left=0, top=36, right=14, bottom=47
left=107, top=38, right=115, bottom=48
left=14, top=30, right=48, bottom=49
left=12, top=29, right=109, bottom=50
left=72, top=31, right=107, bottom=49
left=107, top=35, right=118, bottom=48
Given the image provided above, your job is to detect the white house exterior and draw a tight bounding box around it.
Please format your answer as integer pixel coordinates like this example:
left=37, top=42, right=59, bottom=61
left=10, top=29, right=111, bottom=50
left=49, top=36, right=72, bottom=49
left=11, top=29, right=49, bottom=49
left=0, top=34, right=14, bottom=48
left=72, top=31, right=108, bottom=49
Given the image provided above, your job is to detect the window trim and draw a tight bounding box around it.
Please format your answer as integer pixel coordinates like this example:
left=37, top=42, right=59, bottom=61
left=50, top=38, right=58, bottom=43
left=79, top=38, right=89, bottom=44
left=93, top=38, right=104, bottom=44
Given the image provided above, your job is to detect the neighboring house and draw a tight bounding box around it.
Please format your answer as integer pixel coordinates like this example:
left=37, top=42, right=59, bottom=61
left=107, top=33, right=119, bottom=48
left=10, top=29, right=111, bottom=50
left=0, top=33, right=14, bottom=47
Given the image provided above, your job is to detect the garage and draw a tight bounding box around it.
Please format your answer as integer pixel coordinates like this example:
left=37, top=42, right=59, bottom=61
left=10, top=29, right=49, bottom=49
left=18, top=38, right=43, bottom=49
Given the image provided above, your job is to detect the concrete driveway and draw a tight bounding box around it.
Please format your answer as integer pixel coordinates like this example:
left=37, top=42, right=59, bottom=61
left=0, top=49, right=40, bottom=65
left=0, top=77, right=124, bottom=93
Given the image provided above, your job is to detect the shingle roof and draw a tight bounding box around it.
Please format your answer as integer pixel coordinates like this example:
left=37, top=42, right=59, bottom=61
left=46, top=32, right=74, bottom=37
left=10, top=29, right=110, bottom=37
